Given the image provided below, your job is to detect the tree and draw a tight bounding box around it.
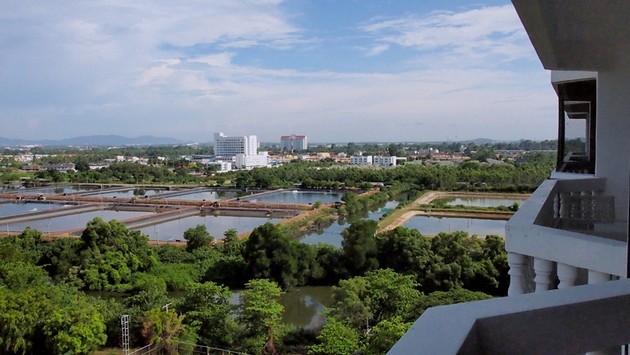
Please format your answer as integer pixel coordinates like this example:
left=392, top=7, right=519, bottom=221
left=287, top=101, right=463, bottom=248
left=242, top=223, right=301, bottom=289
left=342, top=220, right=379, bottom=275
left=0, top=285, right=107, bottom=355
left=183, top=224, right=213, bottom=252
left=221, top=228, right=242, bottom=257
left=329, top=269, right=420, bottom=331
left=43, top=295, right=107, bottom=354
left=237, top=279, right=285, bottom=354
left=140, top=307, right=191, bottom=354
left=307, top=318, right=360, bottom=355
left=78, top=218, right=157, bottom=291
left=178, top=282, right=237, bottom=348
left=424, top=231, right=476, bottom=292
left=377, top=227, right=432, bottom=286
left=415, top=288, right=492, bottom=316
left=363, top=316, right=412, bottom=355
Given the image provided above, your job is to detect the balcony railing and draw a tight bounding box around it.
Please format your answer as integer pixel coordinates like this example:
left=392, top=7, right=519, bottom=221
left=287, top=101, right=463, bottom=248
left=390, top=178, right=630, bottom=354
left=506, top=177, right=626, bottom=295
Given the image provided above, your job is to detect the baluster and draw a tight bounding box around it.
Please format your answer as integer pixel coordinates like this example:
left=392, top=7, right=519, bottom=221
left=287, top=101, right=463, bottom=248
left=534, top=258, right=554, bottom=292
left=507, top=252, right=526, bottom=296
left=556, top=263, right=578, bottom=289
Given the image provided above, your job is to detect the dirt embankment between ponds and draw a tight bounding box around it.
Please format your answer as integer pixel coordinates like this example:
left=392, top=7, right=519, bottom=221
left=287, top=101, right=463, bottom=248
left=380, top=191, right=529, bottom=232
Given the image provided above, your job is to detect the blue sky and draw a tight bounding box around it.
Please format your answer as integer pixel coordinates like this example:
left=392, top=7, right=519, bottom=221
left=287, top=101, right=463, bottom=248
left=0, top=0, right=556, bottom=143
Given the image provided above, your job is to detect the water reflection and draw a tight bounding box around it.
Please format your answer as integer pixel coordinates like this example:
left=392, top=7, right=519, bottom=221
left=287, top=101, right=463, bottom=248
left=231, top=286, right=333, bottom=330
left=437, top=197, right=522, bottom=208
left=0, top=202, right=62, bottom=218
left=300, top=200, right=399, bottom=247
left=280, top=286, right=333, bottom=330
left=247, top=191, right=342, bottom=205
left=4, top=209, right=150, bottom=233
left=137, top=215, right=281, bottom=241
left=403, top=216, right=506, bottom=236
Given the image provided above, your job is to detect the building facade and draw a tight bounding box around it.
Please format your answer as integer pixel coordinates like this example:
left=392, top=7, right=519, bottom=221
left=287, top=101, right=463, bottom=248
left=373, top=156, right=397, bottom=167
left=214, top=132, right=258, bottom=157
left=350, top=155, right=372, bottom=166
left=235, top=152, right=269, bottom=169
left=280, top=134, right=307, bottom=152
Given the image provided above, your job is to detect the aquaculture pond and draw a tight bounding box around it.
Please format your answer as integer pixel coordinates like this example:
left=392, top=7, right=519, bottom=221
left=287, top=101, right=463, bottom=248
left=20, top=185, right=94, bottom=195
left=0, top=202, right=67, bottom=218
left=95, top=188, right=167, bottom=198
left=245, top=190, right=343, bottom=205
left=403, top=216, right=506, bottom=237
left=136, top=215, right=281, bottom=241
left=437, top=197, right=524, bottom=208
left=162, top=190, right=241, bottom=201
left=2, top=209, right=151, bottom=233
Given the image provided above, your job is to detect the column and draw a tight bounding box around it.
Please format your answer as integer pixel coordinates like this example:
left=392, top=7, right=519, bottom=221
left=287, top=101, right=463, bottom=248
left=534, top=258, right=554, bottom=292
left=507, top=252, right=527, bottom=296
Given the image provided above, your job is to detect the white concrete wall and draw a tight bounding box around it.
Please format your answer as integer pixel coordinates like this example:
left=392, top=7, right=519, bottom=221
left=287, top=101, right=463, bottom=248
left=596, top=61, right=630, bottom=221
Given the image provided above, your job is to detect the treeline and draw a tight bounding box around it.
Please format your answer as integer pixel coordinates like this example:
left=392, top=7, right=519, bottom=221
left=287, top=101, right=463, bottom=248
left=34, top=161, right=206, bottom=184
left=0, top=216, right=507, bottom=354
left=2, top=147, right=554, bottom=191
left=226, top=156, right=554, bottom=192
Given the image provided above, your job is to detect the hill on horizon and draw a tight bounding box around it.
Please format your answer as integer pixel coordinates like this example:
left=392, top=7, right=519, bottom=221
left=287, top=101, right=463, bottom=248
left=0, top=135, right=184, bottom=147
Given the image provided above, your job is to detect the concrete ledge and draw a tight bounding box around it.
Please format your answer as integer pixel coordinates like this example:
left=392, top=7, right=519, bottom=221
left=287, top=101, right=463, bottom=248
left=389, top=279, right=630, bottom=354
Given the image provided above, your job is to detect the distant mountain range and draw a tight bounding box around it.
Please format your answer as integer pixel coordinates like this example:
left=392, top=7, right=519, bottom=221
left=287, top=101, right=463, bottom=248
left=0, top=135, right=184, bottom=147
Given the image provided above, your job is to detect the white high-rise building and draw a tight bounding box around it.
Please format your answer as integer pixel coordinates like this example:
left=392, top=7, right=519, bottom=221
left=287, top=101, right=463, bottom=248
left=280, top=134, right=308, bottom=152
left=213, top=132, right=258, bottom=157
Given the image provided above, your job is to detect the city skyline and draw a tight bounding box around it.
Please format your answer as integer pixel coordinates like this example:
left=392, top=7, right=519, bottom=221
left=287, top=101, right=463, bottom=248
left=0, top=1, right=555, bottom=143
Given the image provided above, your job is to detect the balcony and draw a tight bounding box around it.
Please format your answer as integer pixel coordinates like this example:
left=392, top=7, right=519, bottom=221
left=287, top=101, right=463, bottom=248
left=389, top=178, right=630, bottom=354
left=506, top=177, right=626, bottom=294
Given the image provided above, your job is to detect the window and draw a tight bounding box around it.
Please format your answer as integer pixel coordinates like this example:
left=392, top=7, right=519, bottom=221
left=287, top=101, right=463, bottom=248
left=557, top=80, right=596, bottom=174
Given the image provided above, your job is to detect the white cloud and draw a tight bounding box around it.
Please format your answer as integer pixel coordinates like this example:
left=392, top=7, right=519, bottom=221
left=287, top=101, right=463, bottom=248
left=0, top=1, right=554, bottom=143
left=361, top=5, right=532, bottom=65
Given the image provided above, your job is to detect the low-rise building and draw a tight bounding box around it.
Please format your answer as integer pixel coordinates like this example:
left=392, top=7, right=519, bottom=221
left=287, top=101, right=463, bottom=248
left=235, top=152, right=269, bottom=169
left=373, top=156, right=397, bottom=167
left=350, top=155, right=373, bottom=165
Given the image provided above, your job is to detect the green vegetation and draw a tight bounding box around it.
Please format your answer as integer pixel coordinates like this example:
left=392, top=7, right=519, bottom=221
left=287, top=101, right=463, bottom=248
left=0, top=141, right=554, bottom=353
left=0, top=214, right=508, bottom=354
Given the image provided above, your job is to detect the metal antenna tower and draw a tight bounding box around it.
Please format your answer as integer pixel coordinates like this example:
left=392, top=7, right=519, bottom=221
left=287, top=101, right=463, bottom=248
left=121, top=314, right=130, bottom=355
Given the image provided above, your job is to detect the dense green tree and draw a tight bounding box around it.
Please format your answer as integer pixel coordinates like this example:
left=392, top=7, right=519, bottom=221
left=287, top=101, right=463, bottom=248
left=125, top=273, right=169, bottom=310
left=43, top=295, right=107, bottom=355
left=237, top=279, right=285, bottom=354
left=178, top=282, right=237, bottom=348
left=415, top=288, right=493, bottom=316
left=363, top=316, right=412, bottom=355
left=78, top=218, right=157, bottom=291
left=377, top=227, right=433, bottom=286
left=140, top=307, right=192, bottom=354
left=0, top=284, right=107, bottom=355
left=307, top=318, right=360, bottom=355
left=342, top=220, right=379, bottom=275
left=242, top=223, right=303, bottom=289
left=424, top=231, right=476, bottom=292
left=329, top=269, right=420, bottom=331
left=183, top=224, right=213, bottom=252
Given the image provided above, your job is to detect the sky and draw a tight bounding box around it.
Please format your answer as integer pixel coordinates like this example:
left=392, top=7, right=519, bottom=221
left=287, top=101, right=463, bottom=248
left=0, top=0, right=557, bottom=143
